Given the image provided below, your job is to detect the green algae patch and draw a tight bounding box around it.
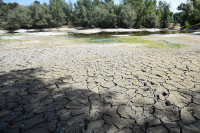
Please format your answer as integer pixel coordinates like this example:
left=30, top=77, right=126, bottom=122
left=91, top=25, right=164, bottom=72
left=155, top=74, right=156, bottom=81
left=86, top=36, right=161, bottom=45
left=167, top=43, right=187, bottom=48
left=117, top=36, right=162, bottom=45
left=117, top=36, right=187, bottom=49
left=67, top=35, right=187, bottom=49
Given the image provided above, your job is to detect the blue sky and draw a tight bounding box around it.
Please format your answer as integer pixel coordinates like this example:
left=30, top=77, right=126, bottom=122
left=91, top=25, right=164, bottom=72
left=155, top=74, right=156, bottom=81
left=3, top=0, right=187, bottom=12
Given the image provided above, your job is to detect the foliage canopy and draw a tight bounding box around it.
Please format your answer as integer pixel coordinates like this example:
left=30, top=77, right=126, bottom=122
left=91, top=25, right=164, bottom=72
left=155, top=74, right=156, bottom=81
left=1, top=0, right=198, bottom=30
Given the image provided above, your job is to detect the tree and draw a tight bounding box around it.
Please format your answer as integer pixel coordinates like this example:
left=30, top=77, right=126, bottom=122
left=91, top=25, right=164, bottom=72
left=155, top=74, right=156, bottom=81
left=142, top=0, right=159, bottom=28
left=102, top=1, right=117, bottom=28
left=5, top=5, right=32, bottom=30
left=124, top=0, right=144, bottom=27
left=178, top=0, right=200, bottom=26
left=0, top=1, right=18, bottom=22
left=150, top=11, right=159, bottom=28
left=0, top=0, right=6, bottom=23
left=49, top=0, right=66, bottom=27
left=173, top=12, right=185, bottom=24
left=62, top=2, right=73, bottom=24
left=158, top=1, right=173, bottom=28
left=29, top=1, right=52, bottom=28
left=2, top=0, right=176, bottom=29
left=119, top=4, right=136, bottom=28
left=122, top=0, right=159, bottom=28
left=73, top=0, right=117, bottom=28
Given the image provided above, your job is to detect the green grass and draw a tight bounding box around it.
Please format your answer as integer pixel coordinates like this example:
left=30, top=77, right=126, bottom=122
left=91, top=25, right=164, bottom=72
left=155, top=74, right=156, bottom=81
left=168, top=43, right=186, bottom=48
left=85, top=36, right=183, bottom=48
left=67, top=35, right=186, bottom=49
left=85, top=36, right=159, bottom=44
left=117, top=37, right=162, bottom=45
left=143, top=43, right=186, bottom=48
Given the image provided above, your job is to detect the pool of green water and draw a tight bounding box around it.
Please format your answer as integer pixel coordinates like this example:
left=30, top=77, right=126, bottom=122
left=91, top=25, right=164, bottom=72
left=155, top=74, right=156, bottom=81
left=66, top=30, right=190, bottom=48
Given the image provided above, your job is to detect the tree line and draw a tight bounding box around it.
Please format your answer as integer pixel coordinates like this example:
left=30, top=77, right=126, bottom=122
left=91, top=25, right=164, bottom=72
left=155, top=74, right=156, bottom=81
left=0, top=0, right=199, bottom=30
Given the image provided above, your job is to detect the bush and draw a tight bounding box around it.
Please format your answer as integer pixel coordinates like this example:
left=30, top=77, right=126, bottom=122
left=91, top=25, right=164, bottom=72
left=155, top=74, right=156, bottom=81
left=184, top=21, right=190, bottom=29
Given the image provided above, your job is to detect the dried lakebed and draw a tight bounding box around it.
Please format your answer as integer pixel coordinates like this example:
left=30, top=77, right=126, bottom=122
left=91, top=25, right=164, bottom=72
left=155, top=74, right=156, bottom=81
left=0, top=32, right=200, bottom=133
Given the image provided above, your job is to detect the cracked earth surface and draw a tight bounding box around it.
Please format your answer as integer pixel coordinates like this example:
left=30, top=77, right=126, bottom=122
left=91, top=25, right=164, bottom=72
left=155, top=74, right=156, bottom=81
left=0, top=33, right=200, bottom=133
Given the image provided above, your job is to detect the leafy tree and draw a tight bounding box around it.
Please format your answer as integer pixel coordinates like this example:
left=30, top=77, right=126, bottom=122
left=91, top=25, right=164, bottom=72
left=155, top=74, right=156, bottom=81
left=142, top=0, right=158, bottom=28
left=73, top=0, right=117, bottom=28
left=2, top=0, right=177, bottom=30
left=119, top=4, right=136, bottom=28
left=124, top=0, right=144, bottom=27
left=102, top=1, right=117, bottom=28
left=62, top=2, right=73, bottom=24
left=178, top=0, right=200, bottom=26
left=173, top=12, right=185, bottom=24
left=122, top=0, right=160, bottom=28
left=5, top=5, right=32, bottom=30
left=49, top=0, right=66, bottom=27
left=75, top=0, right=91, bottom=27
left=158, top=1, right=173, bottom=28
left=0, top=0, right=6, bottom=23
left=150, top=11, right=159, bottom=28
left=29, top=1, right=52, bottom=28
left=0, top=1, right=18, bottom=23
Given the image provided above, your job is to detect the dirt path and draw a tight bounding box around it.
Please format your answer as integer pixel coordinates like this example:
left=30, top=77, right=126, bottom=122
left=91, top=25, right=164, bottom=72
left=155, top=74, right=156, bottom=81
left=0, top=33, right=200, bottom=133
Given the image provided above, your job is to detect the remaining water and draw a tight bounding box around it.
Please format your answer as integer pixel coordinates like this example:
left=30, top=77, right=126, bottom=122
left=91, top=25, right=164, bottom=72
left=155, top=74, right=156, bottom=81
left=68, top=30, right=193, bottom=39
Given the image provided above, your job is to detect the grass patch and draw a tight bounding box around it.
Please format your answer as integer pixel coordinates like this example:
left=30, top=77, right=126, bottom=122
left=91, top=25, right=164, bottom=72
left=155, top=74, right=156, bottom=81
left=117, top=37, right=162, bottom=45
left=85, top=36, right=160, bottom=44
left=143, top=43, right=186, bottom=48
left=67, top=35, right=186, bottom=49
left=167, top=43, right=186, bottom=48
left=62, top=34, right=189, bottom=49
left=86, top=36, right=171, bottom=48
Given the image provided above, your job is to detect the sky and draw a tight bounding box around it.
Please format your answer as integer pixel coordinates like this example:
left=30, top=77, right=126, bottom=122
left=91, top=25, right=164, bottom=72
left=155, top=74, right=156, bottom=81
left=3, top=0, right=187, bottom=13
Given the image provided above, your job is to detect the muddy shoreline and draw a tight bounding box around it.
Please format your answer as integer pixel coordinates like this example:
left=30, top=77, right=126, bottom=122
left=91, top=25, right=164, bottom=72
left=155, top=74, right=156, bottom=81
left=1, top=27, right=198, bottom=35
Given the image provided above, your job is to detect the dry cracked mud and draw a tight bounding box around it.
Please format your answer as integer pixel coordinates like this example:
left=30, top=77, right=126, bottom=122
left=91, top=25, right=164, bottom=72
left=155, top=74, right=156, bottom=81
left=0, top=33, right=200, bottom=133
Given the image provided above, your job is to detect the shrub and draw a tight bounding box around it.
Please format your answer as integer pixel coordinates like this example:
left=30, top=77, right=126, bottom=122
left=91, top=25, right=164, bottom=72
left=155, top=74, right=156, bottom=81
left=184, top=21, right=190, bottom=29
